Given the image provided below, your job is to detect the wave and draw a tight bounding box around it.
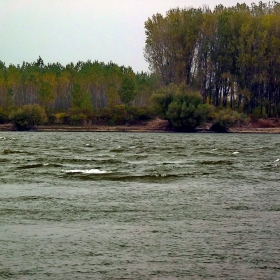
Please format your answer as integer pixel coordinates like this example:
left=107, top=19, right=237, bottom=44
left=109, top=146, right=126, bottom=153
left=0, top=196, right=62, bottom=202
left=61, top=157, right=123, bottom=165
left=17, top=163, right=62, bottom=169
left=199, top=160, right=233, bottom=165
left=102, top=173, right=184, bottom=183
left=61, top=169, right=110, bottom=174
left=226, top=205, right=250, bottom=210
left=60, top=169, right=185, bottom=182
left=2, top=149, right=32, bottom=155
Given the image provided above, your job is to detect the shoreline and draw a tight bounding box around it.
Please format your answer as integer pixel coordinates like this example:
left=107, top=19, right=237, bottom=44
left=1, top=118, right=280, bottom=133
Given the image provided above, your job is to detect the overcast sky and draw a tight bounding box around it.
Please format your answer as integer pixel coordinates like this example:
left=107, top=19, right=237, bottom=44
left=1, top=0, right=254, bottom=72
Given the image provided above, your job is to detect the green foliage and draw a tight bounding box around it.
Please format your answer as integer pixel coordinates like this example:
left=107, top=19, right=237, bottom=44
left=0, top=59, right=158, bottom=119
left=54, top=112, right=69, bottom=124
left=38, top=82, right=55, bottom=107
left=127, top=106, right=154, bottom=121
left=101, top=104, right=153, bottom=125
left=0, top=107, right=9, bottom=124
left=145, top=2, right=280, bottom=116
left=106, top=85, right=119, bottom=109
left=118, top=75, right=137, bottom=105
left=71, top=84, right=93, bottom=114
left=252, top=106, right=266, bottom=119
left=151, top=83, right=177, bottom=118
left=69, top=113, right=87, bottom=125
left=105, top=104, right=128, bottom=125
left=152, top=83, right=212, bottom=131
left=9, top=104, right=47, bottom=130
left=3, top=89, right=15, bottom=107
left=211, top=108, right=247, bottom=132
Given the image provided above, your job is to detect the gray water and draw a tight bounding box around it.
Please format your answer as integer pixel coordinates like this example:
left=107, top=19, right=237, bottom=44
left=0, top=132, right=280, bottom=279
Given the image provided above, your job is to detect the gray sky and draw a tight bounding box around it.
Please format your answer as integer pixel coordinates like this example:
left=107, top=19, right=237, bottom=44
left=1, top=0, right=253, bottom=72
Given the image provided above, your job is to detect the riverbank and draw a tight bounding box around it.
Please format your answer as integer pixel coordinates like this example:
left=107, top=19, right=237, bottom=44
left=230, top=118, right=280, bottom=133
left=1, top=118, right=280, bottom=133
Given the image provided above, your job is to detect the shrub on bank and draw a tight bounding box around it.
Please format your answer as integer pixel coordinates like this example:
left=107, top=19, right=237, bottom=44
left=100, top=105, right=127, bottom=125
left=69, top=113, right=87, bottom=125
left=151, top=83, right=213, bottom=131
left=210, top=108, right=247, bottom=132
left=127, top=106, right=154, bottom=122
left=54, top=112, right=69, bottom=124
left=9, top=104, right=48, bottom=130
left=100, top=105, right=154, bottom=125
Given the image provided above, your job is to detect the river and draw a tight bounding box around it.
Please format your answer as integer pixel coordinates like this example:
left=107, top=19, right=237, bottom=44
left=0, top=132, right=279, bottom=279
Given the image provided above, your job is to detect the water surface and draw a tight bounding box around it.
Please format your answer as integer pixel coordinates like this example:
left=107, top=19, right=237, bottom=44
left=0, top=132, right=279, bottom=279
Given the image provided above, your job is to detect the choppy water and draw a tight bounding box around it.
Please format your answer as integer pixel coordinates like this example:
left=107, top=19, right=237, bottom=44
left=0, top=132, right=280, bottom=279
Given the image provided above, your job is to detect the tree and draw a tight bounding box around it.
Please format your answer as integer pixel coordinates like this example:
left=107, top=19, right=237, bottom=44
left=144, top=8, right=203, bottom=86
left=118, top=75, right=137, bottom=106
left=35, top=56, right=44, bottom=68
left=106, top=85, right=119, bottom=109
left=70, top=84, right=93, bottom=115
left=38, top=82, right=55, bottom=109
left=145, top=2, right=280, bottom=116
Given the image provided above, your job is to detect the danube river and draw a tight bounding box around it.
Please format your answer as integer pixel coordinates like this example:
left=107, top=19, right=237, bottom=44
left=0, top=132, right=279, bottom=279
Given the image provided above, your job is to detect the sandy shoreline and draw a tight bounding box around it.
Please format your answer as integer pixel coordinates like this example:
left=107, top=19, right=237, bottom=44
left=1, top=118, right=280, bottom=133
left=230, top=127, right=280, bottom=133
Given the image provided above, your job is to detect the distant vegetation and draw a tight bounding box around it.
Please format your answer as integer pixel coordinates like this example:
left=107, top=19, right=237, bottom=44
left=0, top=59, right=160, bottom=129
left=0, top=2, right=280, bottom=131
left=152, top=83, right=213, bottom=131
left=9, top=104, right=47, bottom=131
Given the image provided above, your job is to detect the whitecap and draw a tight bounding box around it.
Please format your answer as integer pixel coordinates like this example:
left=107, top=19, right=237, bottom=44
left=274, top=158, right=279, bottom=162
left=232, top=151, right=239, bottom=155
left=61, top=169, right=109, bottom=174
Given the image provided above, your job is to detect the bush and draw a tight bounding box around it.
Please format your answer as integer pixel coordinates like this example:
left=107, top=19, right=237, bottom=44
left=127, top=106, right=154, bottom=122
left=9, top=104, right=47, bottom=130
left=69, top=113, right=87, bottom=125
left=151, top=83, right=213, bottom=131
left=54, top=112, right=69, bottom=124
left=100, top=105, right=153, bottom=125
left=111, top=105, right=128, bottom=125
left=100, top=105, right=128, bottom=125
left=211, top=108, right=247, bottom=132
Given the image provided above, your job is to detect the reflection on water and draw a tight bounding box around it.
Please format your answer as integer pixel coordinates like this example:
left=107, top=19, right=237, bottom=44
left=0, top=132, right=280, bottom=279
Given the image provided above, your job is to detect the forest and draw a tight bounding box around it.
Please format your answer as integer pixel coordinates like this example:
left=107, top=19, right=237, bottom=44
left=1, top=1, right=280, bottom=131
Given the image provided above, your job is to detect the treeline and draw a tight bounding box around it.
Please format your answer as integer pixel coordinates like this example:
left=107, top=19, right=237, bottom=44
left=1, top=1, right=279, bottom=131
left=0, top=58, right=160, bottom=125
left=144, top=1, right=280, bottom=117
